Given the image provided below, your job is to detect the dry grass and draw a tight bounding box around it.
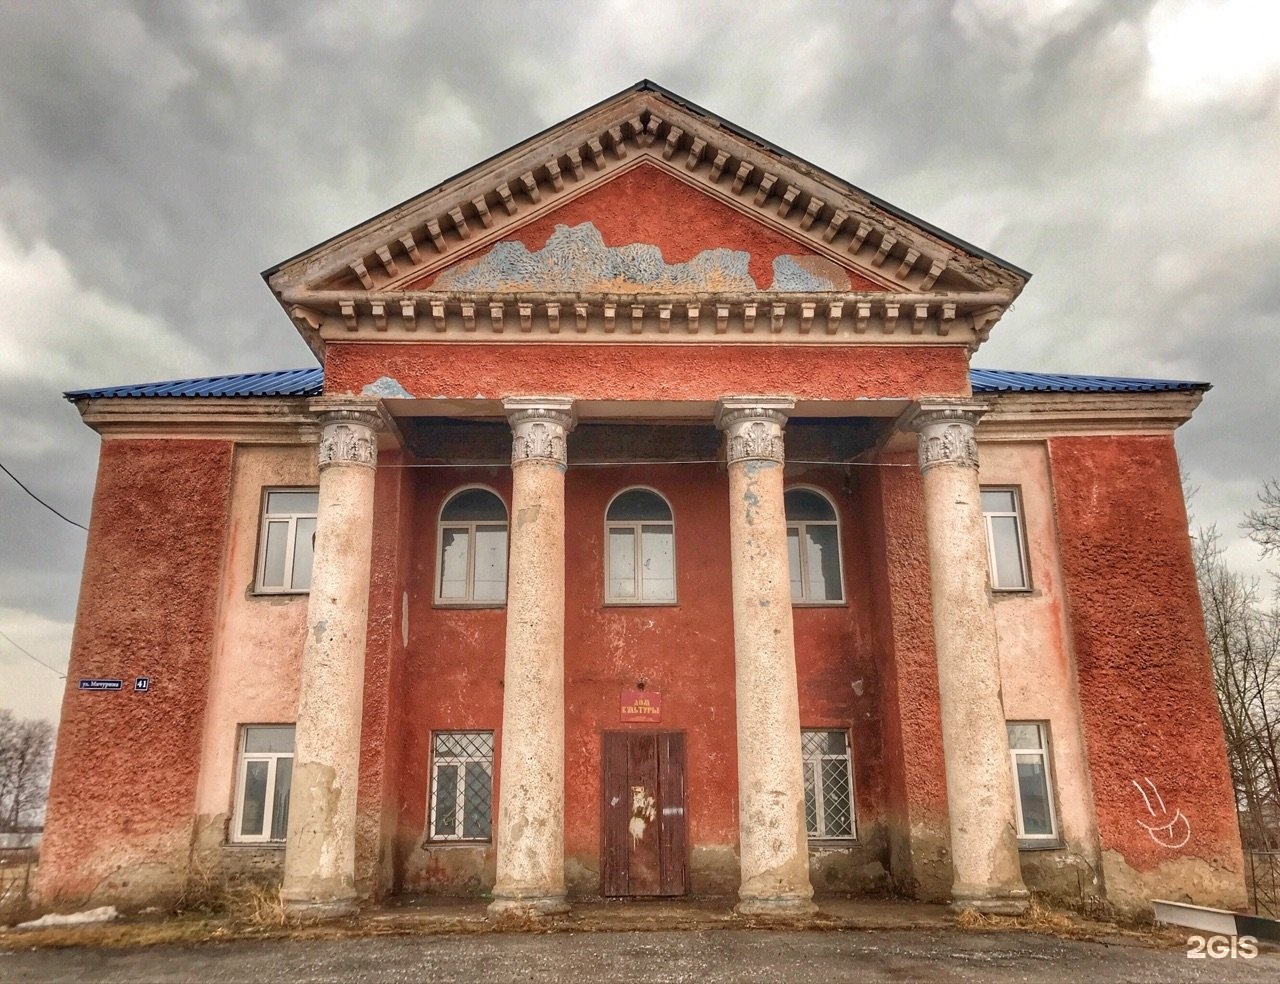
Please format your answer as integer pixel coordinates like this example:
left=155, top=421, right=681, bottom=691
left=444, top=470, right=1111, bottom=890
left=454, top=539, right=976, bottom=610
left=955, top=897, right=1074, bottom=933
left=0, top=862, right=39, bottom=927
left=170, top=854, right=227, bottom=916
left=1, top=883, right=305, bottom=952
left=952, top=896, right=1183, bottom=947
left=227, top=881, right=288, bottom=928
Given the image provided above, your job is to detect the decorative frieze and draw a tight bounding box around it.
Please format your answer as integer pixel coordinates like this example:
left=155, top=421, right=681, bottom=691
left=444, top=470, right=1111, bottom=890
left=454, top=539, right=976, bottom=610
left=316, top=408, right=381, bottom=470
left=503, top=397, right=576, bottom=468
left=901, top=403, right=989, bottom=473
left=715, top=397, right=796, bottom=465
left=287, top=290, right=1011, bottom=345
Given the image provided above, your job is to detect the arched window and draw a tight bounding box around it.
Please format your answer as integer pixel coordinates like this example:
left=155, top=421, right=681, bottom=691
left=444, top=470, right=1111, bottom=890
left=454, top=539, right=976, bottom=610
left=785, top=487, right=844, bottom=603
left=436, top=487, right=508, bottom=604
left=605, top=488, right=675, bottom=604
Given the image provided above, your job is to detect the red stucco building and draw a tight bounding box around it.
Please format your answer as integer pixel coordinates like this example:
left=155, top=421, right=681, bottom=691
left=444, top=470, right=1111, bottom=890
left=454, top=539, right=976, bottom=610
left=38, top=83, right=1244, bottom=919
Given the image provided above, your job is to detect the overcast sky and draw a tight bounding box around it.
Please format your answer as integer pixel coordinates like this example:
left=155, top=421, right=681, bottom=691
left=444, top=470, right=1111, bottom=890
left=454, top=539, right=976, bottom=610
left=2, top=0, right=1278, bottom=724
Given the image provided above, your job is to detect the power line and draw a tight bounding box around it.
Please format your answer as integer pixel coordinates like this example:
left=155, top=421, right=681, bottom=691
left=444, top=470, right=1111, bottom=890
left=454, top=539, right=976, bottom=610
left=376, top=458, right=916, bottom=469
left=0, top=628, right=66, bottom=680
left=0, top=459, right=88, bottom=531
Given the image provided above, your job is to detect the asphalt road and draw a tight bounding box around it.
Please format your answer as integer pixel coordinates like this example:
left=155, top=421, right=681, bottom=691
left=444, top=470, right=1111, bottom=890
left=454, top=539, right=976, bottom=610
left=2, top=928, right=1277, bottom=983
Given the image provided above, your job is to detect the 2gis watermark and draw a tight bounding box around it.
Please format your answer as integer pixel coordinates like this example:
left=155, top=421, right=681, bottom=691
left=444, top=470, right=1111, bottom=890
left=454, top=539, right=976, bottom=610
left=1186, top=934, right=1258, bottom=959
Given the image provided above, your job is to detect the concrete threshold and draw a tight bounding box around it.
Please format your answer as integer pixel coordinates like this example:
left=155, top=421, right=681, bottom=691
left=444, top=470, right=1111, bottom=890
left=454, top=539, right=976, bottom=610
left=366, top=895, right=954, bottom=934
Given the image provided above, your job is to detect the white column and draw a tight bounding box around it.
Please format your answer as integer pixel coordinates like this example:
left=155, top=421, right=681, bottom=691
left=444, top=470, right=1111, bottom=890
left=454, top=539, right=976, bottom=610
left=902, top=402, right=1029, bottom=914
left=489, top=397, right=576, bottom=917
left=281, top=402, right=382, bottom=919
left=715, top=396, right=816, bottom=916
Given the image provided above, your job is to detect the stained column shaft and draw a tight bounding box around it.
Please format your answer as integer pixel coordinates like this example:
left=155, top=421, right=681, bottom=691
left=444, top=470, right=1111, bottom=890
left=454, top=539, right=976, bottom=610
left=716, top=396, right=816, bottom=916
left=903, top=402, right=1029, bottom=914
left=281, top=403, right=381, bottom=919
left=488, top=397, right=576, bottom=917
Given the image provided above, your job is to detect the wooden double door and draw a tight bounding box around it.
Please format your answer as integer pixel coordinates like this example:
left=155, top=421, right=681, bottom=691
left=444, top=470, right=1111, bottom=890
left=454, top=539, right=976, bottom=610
left=601, top=731, right=688, bottom=897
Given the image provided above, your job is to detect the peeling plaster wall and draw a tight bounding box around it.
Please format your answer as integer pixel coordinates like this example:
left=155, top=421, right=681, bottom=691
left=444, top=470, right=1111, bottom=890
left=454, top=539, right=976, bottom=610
left=393, top=460, right=886, bottom=898
left=324, top=343, right=970, bottom=403
left=789, top=468, right=890, bottom=895
left=396, top=467, right=511, bottom=896
left=37, top=440, right=235, bottom=907
left=413, top=164, right=881, bottom=294
left=863, top=453, right=952, bottom=901
left=1047, top=435, right=1246, bottom=916
left=190, top=445, right=312, bottom=881
left=354, top=449, right=415, bottom=899
left=560, top=464, right=740, bottom=896
left=979, top=441, right=1104, bottom=905
left=428, top=221, right=858, bottom=294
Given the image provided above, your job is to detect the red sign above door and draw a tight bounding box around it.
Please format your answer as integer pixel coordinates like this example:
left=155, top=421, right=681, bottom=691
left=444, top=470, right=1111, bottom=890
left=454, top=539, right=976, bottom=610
left=620, top=689, right=662, bottom=723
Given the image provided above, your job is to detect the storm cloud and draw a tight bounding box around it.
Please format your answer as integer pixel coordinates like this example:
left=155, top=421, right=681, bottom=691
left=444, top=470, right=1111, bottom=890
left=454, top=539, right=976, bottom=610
left=2, top=0, right=1277, bottom=720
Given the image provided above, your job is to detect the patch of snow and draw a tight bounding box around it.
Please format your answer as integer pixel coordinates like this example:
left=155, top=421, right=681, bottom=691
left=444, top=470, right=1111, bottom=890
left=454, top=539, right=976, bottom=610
left=16, top=905, right=119, bottom=929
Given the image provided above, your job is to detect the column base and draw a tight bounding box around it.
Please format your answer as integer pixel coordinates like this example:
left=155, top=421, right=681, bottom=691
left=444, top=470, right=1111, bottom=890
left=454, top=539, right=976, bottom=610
left=280, top=892, right=359, bottom=922
left=949, top=889, right=1030, bottom=916
left=735, top=896, right=819, bottom=919
left=487, top=895, right=571, bottom=919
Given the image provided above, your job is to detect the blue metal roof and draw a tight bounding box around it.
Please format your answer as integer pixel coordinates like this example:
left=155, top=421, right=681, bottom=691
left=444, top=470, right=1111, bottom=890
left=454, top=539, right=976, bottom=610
left=969, top=369, right=1208, bottom=394
left=64, top=368, right=324, bottom=400
left=64, top=366, right=1208, bottom=401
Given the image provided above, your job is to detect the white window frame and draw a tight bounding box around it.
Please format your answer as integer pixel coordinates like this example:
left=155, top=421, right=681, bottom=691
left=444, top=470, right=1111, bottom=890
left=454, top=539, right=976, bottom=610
left=801, top=728, right=858, bottom=841
left=428, top=731, right=495, bottom=842
left=982, top=485, right=1032, bottom=592
left=1007, top=721, right=1059, bottom=844
left=603, top=486, right=677, bottom=606
left=230, top=724, right=294, bottom=844
left=255, top=487, right=318, bottom=594
left=785, top=485, right=845, bottom=605
left=434, top=485, right=509, bottom=607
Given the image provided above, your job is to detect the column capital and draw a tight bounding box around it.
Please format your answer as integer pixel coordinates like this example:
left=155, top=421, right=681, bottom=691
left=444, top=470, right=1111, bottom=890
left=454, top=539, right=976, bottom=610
left=502, top=396, right=576, bottom=468
left=900, top=400, right=990, bottom=473
left=715, top=396, right=796, bottom=465
left=309, top=399, right=386, bottom=471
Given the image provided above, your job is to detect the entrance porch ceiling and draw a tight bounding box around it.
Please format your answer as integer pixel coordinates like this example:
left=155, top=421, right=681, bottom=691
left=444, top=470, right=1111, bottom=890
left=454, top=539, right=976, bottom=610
left=399, top=417, right=888, bottom=466
left=382, top=397, right=911, bottom=422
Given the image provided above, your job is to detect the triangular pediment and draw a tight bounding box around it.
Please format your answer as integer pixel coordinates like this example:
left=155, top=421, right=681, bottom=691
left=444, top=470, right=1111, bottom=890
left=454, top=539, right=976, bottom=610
left=267, top=81, right=1028, bottom=352
left=341, top=163, right=891, bottom=294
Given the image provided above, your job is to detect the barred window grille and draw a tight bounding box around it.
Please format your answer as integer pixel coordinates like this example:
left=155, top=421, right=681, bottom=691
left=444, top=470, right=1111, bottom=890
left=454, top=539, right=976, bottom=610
left=802, top=729, right=856, bottom=839
left=429, top=731, right=494, bottom=841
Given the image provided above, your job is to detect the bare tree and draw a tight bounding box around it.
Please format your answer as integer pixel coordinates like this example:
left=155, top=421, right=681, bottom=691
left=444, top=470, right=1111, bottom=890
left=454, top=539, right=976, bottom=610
left=1244, top=478, right=1280, bottom=560
left=0, top=711, right=55, bottom=832
left=1195, top=525, right=1280, bottom=849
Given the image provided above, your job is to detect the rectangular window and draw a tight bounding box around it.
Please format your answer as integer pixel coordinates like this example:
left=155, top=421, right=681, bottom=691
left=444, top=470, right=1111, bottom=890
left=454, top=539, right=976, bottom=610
left=256, top=489, right=319, bottom=593
left=1007, top=721, right=1058, bottom=843
left=981, top=487, right=1030, bottom=591
left=429, top=731, right=494, bottom=841
left=801, top=729, right=856, bottom=839
left=232, top=725, right=294, bottom=843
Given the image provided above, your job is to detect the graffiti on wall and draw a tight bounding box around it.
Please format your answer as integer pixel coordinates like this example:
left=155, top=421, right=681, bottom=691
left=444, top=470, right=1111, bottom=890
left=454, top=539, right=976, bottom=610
left=1133, top=777, right=1191, bottom=849
left=429, top=221, right=854, bottom=293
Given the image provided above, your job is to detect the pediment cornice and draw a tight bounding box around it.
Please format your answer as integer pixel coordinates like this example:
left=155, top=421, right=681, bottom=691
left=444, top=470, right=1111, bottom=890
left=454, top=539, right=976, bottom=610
left=281, top=288, right=1010, bottom=350
left=267, top=84, right=1028, bottom=356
